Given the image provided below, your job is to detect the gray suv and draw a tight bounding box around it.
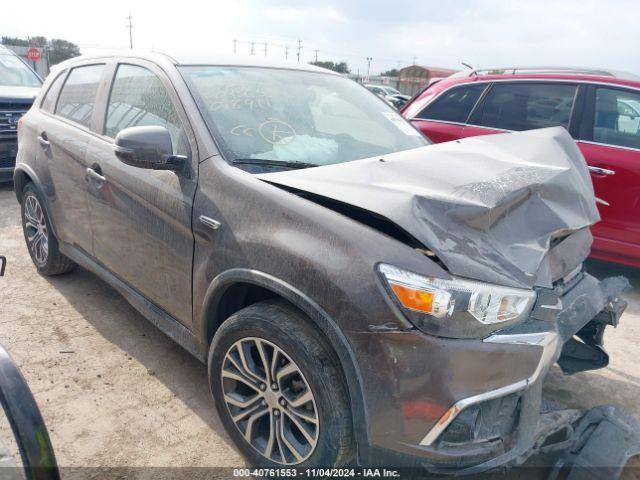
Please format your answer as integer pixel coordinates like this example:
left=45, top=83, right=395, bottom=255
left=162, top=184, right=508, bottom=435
left=13, top=51, right=632, bottom=473
left=0, top=45, right=42, bottom=182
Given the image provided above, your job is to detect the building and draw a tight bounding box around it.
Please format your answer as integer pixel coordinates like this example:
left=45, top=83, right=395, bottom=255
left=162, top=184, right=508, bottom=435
left=398, top=65, right=457, bottom=96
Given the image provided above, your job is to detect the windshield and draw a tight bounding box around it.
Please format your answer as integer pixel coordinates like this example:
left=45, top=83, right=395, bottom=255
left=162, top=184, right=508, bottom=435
left=180, top=66, right=427, bottom=168
left=383, top=87, right=401, bottom=95
left=0, top=53, right=41, bottom=87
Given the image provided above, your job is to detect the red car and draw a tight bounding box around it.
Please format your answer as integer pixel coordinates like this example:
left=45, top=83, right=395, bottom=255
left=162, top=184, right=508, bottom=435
left=402, top=67, right=640, bottom=268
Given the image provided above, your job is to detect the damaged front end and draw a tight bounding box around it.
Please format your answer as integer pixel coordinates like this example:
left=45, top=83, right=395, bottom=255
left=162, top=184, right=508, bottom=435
left=420, top=271, right=637, bottom=478
left=256, top=127, right=639, bottom=475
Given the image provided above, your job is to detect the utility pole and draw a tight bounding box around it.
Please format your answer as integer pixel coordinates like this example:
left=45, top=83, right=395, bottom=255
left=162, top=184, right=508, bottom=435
left=126, top=14, right=133, bottom=49
left=314, top=49, right=318, bottom=62
left=233, top=39, right=237, bottom=54
left=284, top=45, right=289, bottom=60
left=366, top=57, right=372, bottom=79
left=412, top=55, right=417, bottom=65
left=296, top=39, right=302, bottom=63
left=250, top=42, right=255, bottom=55
left=264, top=42, right=268, bottom=57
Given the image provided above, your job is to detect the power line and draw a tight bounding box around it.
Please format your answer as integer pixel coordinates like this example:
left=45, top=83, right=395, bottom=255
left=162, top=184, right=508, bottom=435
left=228, top=37, right=437, bottom=72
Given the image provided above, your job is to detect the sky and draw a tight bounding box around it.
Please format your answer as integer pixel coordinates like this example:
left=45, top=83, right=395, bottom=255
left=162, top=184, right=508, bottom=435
left=2, top=0, right=639, bottom=75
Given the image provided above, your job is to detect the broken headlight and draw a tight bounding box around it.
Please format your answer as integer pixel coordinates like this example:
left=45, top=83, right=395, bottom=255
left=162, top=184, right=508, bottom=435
left=378, top=264, right=536, bottom=339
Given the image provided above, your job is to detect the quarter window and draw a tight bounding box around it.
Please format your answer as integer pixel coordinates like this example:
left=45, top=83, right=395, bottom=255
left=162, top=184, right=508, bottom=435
left=55, top=64, right=105, bottom=128
left=40, top=71, right=67, bottom=113
left=470, top=83, right=577, bottom=131
left=592, top=87, right=640, bottom=149
left=415, top=84, right=486, bottom=123
left=105, top=64, right=188, bottom=156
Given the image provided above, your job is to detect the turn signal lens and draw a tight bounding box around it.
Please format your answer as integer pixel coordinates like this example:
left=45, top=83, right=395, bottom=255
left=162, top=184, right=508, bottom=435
left=388, top=282, right=451, bottom=318
left=389, top=283, right=434, bottom=313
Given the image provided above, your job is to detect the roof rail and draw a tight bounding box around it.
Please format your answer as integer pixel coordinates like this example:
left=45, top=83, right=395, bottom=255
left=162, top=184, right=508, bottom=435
left=464, top=66, right=622, bottom=78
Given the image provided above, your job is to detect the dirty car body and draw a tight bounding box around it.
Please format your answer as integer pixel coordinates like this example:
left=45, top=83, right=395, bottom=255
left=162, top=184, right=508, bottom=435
left=13, top=51, right=635, bottom=473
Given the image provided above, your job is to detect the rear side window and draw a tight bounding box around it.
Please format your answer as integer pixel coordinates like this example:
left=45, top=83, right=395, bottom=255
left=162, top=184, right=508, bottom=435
left=105, top=64, right=188, bottom=156
left=55, top=64, right=105, bottom=128
left=592, top=87, right=640, bottom=149
left=470, top=83, right=577, bottom=131
left=415, top=84, right=486, bottom=123
left=40, top=71, right=67, bottom=113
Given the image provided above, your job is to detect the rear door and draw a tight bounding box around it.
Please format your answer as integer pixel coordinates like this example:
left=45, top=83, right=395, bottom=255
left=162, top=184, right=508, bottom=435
left=576, top=85, right=640, bottom=263
left=462, top=81, right=578, bottom=138
left=84, top=60, right=198, bottom=325
left=36, top=63, right=107, bottom=252
left=408, top=83, right=487, bottom=143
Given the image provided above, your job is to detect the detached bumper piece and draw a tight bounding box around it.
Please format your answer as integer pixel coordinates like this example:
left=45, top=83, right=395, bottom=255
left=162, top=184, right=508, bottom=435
left=422, top=274, right=638, bottom=478
left=558, top=293, right=628, bottom=374
left=549, top=406, right=640, bottom=480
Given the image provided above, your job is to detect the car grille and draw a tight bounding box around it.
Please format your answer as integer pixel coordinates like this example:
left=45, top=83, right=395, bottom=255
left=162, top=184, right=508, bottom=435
left=0, top=140, right=18, bottom=169
left=0, top=110, right=27, bottom=135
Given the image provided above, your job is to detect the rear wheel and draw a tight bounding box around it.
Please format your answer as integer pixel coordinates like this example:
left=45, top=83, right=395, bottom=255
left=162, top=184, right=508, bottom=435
left=209, top=300, right=353, bottom=467
left=21, top=183, right=76, bottom=276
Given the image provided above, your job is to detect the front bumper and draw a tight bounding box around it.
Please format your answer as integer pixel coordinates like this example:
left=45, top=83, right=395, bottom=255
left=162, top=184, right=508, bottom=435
left=0, top=137, right=18, bottom=182
left=355, top=272, right=630, bottom=472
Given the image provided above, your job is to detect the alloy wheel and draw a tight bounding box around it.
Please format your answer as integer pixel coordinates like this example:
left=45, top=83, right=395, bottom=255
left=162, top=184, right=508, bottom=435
left=220, top=337, right=319, bottom=464
left=24, top=194, right=49, bottom=266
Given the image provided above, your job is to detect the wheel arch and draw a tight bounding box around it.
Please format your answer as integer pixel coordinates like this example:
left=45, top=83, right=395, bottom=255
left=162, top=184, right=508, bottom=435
left=13, top=165, right=60, bottom=239
left=200, top=268, right=369, bottom=457
left=13, top=165, right=37, bottom=204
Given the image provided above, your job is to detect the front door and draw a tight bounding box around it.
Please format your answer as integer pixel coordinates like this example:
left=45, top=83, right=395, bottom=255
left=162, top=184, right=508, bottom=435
left=85, top=62, right=198, bottom=324
left=577, top=85, right=640, bottom=265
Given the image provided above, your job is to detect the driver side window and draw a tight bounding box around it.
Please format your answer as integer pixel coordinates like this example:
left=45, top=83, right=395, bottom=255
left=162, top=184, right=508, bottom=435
left=105, top=64, right=189, bottom=156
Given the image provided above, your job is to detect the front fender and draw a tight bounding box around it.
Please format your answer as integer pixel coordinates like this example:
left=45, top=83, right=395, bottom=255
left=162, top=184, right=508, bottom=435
left=199, top=267, right=370, bottom=459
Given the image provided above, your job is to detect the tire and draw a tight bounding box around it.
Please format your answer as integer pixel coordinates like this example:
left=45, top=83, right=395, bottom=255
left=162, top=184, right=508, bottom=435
left=209, top=300, right=353, bottom=467
left=21, top=182, right=76, bottom=276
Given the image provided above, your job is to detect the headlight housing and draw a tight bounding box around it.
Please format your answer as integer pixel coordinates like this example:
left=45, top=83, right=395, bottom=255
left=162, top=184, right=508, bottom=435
left=378, top=264, right=536, bottom=339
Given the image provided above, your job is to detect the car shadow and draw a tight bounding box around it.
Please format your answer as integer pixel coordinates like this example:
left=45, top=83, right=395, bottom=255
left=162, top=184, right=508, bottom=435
left=0, top=182, right=21, bottom=230
left=41, top=265, right=237, bottom=451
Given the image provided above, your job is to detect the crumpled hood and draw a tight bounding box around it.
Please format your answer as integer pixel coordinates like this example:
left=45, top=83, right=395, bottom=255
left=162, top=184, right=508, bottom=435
left=257, top=127, right=600, bottom=289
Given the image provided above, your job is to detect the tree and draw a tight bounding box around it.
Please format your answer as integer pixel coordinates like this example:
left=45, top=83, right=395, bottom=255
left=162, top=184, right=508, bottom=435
left=2, top=36, right=48, bottom=47
left=1, top=36, right=80, bottom=66
left=48, top=39, right=80, bottom=65
left=309, top=61, right=350, bottom=74
left=380, top=68, right=399, bottom=77
left=1, top=36, right=29, bottom=47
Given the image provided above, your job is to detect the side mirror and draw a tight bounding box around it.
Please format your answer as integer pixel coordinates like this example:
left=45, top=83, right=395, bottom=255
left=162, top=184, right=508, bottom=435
left=114, top=126, right=186, bottom=171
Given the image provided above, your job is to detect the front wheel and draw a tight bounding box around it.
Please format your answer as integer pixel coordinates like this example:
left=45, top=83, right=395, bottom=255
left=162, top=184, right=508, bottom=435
left=21, top=183, right=76, bottom=276
left=209, top=300, right=353, bottom=467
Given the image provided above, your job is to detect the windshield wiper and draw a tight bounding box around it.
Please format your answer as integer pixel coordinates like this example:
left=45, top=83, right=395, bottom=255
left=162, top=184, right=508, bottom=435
left=232, top=158, right=318, bottom=170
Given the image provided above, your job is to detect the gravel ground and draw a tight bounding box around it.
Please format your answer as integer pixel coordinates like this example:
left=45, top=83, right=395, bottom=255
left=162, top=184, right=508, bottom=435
left=0, top=182, right=639, bottom=477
